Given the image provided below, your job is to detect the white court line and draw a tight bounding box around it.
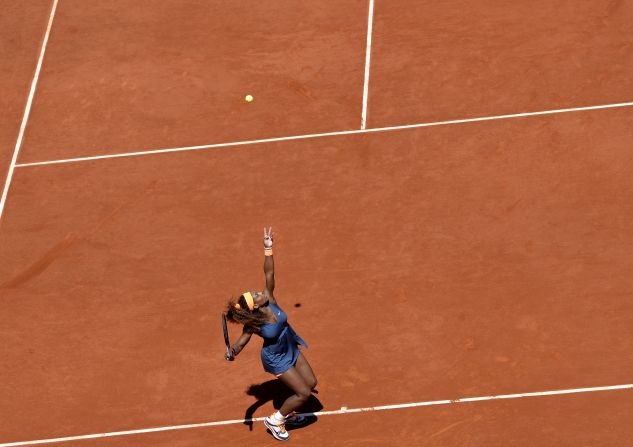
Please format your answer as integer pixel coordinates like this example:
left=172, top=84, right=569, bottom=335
left=1, top=383, right=631, bottom=446
left=0, top=0, right=59, bottom=224
left=14, top=101, right=633, bottom=168
left=360, top=0, right=375, bottom=130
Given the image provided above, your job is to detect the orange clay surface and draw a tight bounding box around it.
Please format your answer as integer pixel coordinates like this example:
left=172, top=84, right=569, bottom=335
left=369, top=0, right=633, bottom=127
left=0, top=1, right=53, bottom=188
left=1, top=1, right=633, bottom=446
left=18, top=0, right=368, bottom=163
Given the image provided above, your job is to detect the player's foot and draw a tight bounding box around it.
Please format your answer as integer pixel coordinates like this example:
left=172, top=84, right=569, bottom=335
left=264, top=416, right=290, bottom=441
left=285, top=411, right=307, bottom=426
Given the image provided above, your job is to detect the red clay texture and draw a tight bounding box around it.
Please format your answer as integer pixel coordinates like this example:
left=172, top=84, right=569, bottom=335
left=0, top=1, right=53, bottom=189
left=369, top=0, right=633, bottom=127
left=2, top=2, right=633, bottom=445
left=18, top=0, right=368, bottom=163
left=1, top=108, right=632, bottom=444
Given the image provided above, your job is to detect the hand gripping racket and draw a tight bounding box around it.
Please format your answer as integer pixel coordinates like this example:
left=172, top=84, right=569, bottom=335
left=221, top=313, right=233, bottom=361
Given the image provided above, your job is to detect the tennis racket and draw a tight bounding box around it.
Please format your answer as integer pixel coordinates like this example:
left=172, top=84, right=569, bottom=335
left=221, top=313, right=234, bottom=361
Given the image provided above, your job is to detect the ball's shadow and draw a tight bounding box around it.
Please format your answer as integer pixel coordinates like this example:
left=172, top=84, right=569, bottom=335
left=244, top=379, right=323, bottom=431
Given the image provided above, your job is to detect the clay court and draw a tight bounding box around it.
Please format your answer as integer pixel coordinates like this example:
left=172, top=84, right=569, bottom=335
left=1, top=1, right=633, bottom=445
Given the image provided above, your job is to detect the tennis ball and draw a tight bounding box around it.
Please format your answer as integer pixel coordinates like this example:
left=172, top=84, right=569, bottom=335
left=245, top=94, right=254, bottom=102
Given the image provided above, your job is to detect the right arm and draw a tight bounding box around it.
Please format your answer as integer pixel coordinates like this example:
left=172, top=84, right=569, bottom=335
left=225, top=326, right=253, bottom=360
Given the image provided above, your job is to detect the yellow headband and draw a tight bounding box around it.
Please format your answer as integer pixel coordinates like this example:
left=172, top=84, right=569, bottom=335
left=240, top=291, right=255, bottom=311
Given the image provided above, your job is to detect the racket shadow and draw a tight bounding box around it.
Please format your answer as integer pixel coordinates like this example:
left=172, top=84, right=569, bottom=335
left=243, top=379, right=323, bottom=431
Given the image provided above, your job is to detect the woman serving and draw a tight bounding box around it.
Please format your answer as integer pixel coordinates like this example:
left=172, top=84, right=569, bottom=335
left=225, top=228, right=317, bottom=442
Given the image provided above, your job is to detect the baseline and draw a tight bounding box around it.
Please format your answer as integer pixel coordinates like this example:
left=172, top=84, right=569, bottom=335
left=2, top=384, right=631, bottom=447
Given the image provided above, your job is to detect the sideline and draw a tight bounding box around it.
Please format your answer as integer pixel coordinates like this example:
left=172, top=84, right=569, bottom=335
left=0, top=0, right=60, bottom=224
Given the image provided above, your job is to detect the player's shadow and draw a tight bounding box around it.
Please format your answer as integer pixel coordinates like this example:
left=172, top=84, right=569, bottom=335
left=244, top=379, right=322, bottom=431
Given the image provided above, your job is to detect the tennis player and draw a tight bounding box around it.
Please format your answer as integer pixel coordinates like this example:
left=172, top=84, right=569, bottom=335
left=224, top=227, right=317, bottom=441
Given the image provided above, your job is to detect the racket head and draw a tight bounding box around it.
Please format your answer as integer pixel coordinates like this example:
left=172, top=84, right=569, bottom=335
left=221, top=312, right=230, bottom=348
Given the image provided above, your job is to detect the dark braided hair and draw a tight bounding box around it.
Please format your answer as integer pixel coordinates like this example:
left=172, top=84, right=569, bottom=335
left=225, top=295, right=268, bottom=333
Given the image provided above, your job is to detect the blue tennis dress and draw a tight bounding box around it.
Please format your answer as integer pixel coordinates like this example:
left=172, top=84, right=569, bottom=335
left=258, top=302, right=308, bottom=375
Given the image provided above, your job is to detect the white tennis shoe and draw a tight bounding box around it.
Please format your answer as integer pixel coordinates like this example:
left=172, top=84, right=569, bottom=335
left=264, top=416, right=290, bottom=441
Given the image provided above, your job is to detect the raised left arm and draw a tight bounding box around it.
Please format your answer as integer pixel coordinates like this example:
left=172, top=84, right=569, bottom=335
left=263, top=227, right=275, bottom=297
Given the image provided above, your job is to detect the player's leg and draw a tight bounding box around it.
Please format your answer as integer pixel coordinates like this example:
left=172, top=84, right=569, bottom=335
left=264, top=367, right=311, bottom=440
left=276, top=366, right=312, bottom=415
left=294, top=352, right=317, bottom=390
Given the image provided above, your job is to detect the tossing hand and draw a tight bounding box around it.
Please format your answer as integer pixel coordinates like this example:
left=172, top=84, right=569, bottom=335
left=263, top=227, right=274, bottom=249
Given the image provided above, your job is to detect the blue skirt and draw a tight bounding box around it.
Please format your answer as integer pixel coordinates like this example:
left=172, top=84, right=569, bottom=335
left=260, top=324, right=308, bottom=375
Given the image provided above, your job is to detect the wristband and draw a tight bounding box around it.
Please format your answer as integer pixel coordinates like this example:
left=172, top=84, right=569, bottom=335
left=264, top=248, right=273, bottom=256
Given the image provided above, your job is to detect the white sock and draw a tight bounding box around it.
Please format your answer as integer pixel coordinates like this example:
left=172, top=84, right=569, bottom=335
left=271, top=410, right=286, bottom=424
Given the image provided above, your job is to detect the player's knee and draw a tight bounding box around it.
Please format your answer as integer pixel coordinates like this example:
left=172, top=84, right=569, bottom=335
left=296, top=386, right=311, bottom=402
left=309, top=377, right=318, bottom=390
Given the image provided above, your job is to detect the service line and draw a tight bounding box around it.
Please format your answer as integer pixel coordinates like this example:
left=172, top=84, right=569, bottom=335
left=1, top=383, right=632, bottom=446
left=0, top=0, right=59, bottom=225
left=14, top=101, right=633, bottom=168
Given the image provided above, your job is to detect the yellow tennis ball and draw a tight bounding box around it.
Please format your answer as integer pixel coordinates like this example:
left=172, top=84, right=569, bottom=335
left=245, top=94, right=254, bottom=102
